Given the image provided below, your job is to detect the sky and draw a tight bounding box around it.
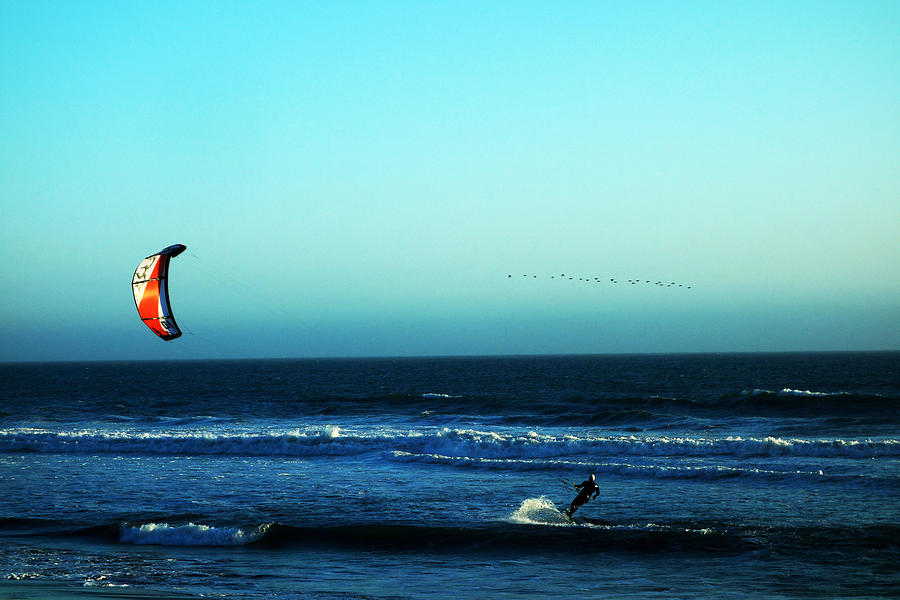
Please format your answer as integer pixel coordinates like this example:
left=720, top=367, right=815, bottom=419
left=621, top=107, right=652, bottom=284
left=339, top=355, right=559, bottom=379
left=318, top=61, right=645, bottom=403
left=1, top=1, right=898, bottom=361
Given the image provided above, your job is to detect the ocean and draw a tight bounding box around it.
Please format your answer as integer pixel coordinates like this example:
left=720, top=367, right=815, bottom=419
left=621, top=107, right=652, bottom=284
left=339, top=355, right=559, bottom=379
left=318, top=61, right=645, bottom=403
left=1, top=352, right=898, bottom=599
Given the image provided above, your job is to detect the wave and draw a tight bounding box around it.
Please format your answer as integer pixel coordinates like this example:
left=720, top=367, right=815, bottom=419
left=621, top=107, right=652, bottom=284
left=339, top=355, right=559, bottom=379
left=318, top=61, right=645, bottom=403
left=494, top=389, right=899, bottom=424
left=728, top=388, right=898, bottom=415
left=388, top=452, right=898, bottom=488
left=45, top=518, right=747, bottom=555
left=5, top=386, right=895, bottom=429
left=433, top=390, right=900, bottom=429
left=18, top=512, right=899, bottom=559
left=119, top=522, right=268, bottom=546
left=1, top=427, right=896, bottom=460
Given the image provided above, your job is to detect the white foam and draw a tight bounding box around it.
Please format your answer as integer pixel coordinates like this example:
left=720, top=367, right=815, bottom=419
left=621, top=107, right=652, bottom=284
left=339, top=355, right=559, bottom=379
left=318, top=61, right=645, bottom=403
left=779, top=388, right=834, bottom=397
left=84, top=575, right=129, bottom=588
left=742, top=388, right=843, bottom=398
left=1, top=427, right=896, bottom=460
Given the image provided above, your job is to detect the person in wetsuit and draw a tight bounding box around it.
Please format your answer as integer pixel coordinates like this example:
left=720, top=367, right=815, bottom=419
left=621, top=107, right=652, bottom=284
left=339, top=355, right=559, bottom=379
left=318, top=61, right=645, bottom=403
left=565, top=473, right=599, bottom=517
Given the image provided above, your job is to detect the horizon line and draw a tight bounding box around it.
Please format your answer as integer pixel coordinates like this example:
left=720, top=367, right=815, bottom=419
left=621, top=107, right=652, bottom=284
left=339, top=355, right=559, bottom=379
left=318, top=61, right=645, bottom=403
left=2, top=348, right=898, bottom=365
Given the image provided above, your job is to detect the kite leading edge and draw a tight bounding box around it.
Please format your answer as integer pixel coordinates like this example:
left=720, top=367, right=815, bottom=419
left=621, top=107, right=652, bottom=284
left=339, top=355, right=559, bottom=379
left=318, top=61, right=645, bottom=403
left=132, top=244, right=187, bottom=341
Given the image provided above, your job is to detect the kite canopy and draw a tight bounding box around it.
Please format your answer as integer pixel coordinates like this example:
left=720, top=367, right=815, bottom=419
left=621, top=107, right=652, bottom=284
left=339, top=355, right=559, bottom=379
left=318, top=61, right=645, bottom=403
left=132, top=244, right=187, bottom=341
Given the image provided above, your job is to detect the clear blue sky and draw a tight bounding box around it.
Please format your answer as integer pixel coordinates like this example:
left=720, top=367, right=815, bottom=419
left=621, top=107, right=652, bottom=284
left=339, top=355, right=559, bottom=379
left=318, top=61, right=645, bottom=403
left=2, top=1, right=898, bottom=361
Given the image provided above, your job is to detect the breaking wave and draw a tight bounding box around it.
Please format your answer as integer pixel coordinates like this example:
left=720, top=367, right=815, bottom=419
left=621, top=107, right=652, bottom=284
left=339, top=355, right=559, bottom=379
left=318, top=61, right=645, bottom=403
left=119, top=522, right=269, bottom=546
left=1, top=427, right=896, bottom=460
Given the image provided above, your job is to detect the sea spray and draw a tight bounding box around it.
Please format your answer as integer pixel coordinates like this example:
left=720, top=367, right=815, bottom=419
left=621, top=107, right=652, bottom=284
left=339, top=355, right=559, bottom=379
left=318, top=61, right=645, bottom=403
left=509, top=496, right=571, bottom=526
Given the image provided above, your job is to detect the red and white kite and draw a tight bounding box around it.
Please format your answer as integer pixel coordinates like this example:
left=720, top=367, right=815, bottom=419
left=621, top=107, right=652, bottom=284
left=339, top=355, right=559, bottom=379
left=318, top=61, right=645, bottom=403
left=132, top=244, right=186, bottom=341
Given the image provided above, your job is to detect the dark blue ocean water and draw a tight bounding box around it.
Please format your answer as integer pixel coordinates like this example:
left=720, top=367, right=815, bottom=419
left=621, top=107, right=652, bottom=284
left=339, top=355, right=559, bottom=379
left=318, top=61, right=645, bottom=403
left=1, top=353, right=898, bottom=599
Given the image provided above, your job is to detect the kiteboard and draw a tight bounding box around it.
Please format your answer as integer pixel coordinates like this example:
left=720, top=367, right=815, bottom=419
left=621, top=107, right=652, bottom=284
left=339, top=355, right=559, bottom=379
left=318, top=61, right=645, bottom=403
left=581, top=516, right=613, bottom=526
left=562, top=512, right=612, bottom=526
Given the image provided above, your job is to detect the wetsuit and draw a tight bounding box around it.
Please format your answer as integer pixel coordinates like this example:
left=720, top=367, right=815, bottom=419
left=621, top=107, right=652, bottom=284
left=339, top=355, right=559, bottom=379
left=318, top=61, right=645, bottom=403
left=567, top=479, right=599, bottom=516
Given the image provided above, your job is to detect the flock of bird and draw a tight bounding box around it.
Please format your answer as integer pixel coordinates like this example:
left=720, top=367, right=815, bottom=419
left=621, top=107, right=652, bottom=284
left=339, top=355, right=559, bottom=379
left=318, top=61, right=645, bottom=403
left=508, top=273, right=692, bottom=289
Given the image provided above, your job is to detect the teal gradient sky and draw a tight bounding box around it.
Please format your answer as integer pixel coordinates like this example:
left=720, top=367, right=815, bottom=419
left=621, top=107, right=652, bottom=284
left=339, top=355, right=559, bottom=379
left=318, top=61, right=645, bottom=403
left=2, top=1, right=898, bottom=361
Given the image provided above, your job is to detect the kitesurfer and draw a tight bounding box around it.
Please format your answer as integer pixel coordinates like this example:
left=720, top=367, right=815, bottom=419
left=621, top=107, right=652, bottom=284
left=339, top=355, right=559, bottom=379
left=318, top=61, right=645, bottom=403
left=564, top=474, right=599, bottom=517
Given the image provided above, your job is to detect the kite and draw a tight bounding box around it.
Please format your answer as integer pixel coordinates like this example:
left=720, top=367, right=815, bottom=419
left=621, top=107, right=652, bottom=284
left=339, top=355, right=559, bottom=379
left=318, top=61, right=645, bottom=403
left=132, top=244, right=186, bottom=340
